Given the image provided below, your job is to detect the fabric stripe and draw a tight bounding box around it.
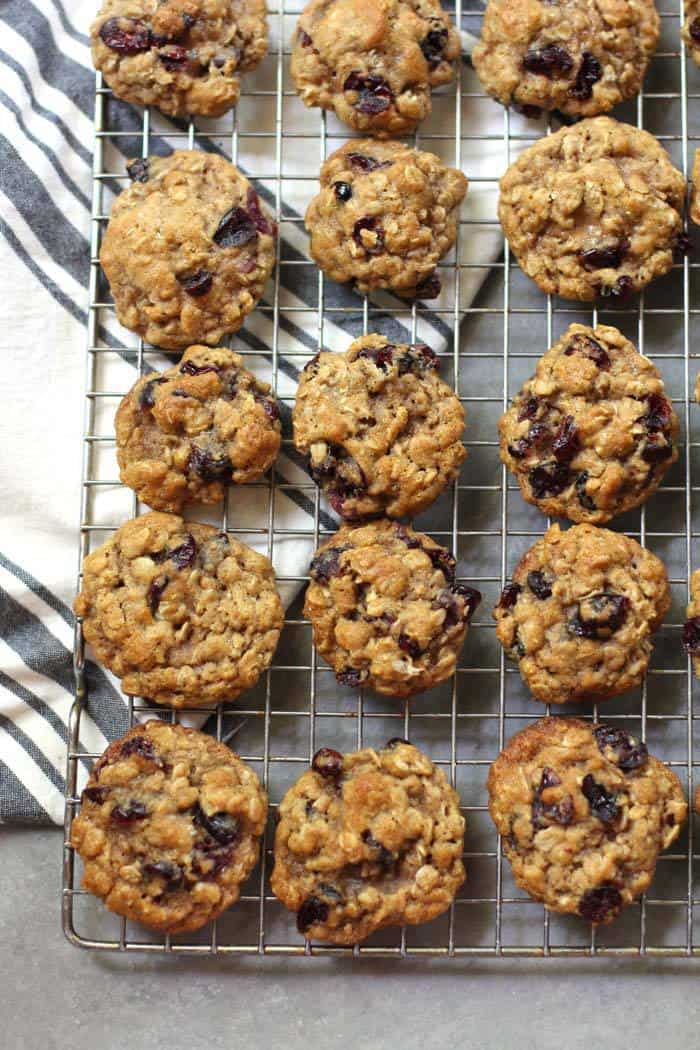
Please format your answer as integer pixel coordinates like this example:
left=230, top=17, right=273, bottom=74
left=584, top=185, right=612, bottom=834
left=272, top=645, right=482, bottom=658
left=0, top=755, right=52, bottom=824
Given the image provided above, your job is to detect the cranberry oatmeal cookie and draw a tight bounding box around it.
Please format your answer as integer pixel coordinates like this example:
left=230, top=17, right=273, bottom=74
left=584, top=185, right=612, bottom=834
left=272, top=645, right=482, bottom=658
left=304, top=519, right=481, bottom=698
left=271, top=739, right=465, bottom=944
left=493, top=523, right=670, bottom=704
left=472, top=0, right=659, bottom=119
left=71, top=721, right=267, bottom=933
left=74, top=511, right=283, bottom=708
left=683, top=2, right=700, bottom=67
left=101, top=151, right=276, bottom=350
left=91, top=0, right=268, bottom=118
left=499, top=324, right=679, bottom=524
left=488, top=718, right=686, bottom=924
left=682, top=568, right=700, bottom=678
left=291, top=0, right=459, bottom=137
left=293, top=335, right=466, bottom=520
left=305, top=139, right=467, bottom=299
left=116, top=345, right=281, bottom=512
left=498, top=117, right=686, bottom=302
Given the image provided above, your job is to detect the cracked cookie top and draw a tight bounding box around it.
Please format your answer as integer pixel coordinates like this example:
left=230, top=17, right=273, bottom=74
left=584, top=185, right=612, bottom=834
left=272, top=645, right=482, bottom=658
left=498, top=117, right=686, bottom=302
left=293, top=334, right=466, bottom=520
left=74, top=511, right=284, bottom=708
left=91, top=0, right=268, bottom=117
left=116, top=345, right=281, bottom=513
left=305, top=139, right=468, bottom=298
left=493, top=523, right=670, bottom=704
left=499, top=324, right=679, bottom=525
left=71, top=721, right=268, bottom=933
left=488, top=717, right=686, bottom=923
left=291, top=0, right=459, bottom=137
left=101, top=150, right=276, bottom=350
left=473, top=0, right=659, bottom=119
left=270, top=739, right=465, bottom=944
left=303, top=518, right=481, bottom=698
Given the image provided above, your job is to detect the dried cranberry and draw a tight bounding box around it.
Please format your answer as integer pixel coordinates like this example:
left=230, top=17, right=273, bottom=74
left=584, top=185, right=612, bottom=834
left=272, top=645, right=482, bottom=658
left=309, top=546, right=348, bottom=583
left=99, top=17, right=151, bottom=53
left=421, top=27, right=448, bottom=68
left=529, top=461, right=570, bottom=498
left=194, top=803, right=239, bottom=844
left=531, top=767, right=574, bottom=829
left=303, top=353, right=321, bottom=376
left=581, top=774, right=618, bottom=824
left=393, top=523, right=423, bottom=549
left=126, top=157, right=150, bottom=183
left=414, top=271, right=442, bottom=299
left=569, top=592, right=630, bottom=639
left=82, top=785, right=108, bottom=805
left=603, top=274, right=634, bottom=299
left=580, top=238, right=629, bottom=270
left=523, top=44, right=574, bottom=78
left=385, top=737, right=411, bottom=749
left=397, top=344, right=437, bottom=375
left=398, top=633, right=421, bottom=660
left=139, top=376, right=165, bottom=410
left=188, top=446, right=232, bottom=481
left=552, top=416, right=580, bottom=463
left=298, top=28, right=313, bottom=47
left=593, top=725, right=648, bottom=771
left=120, top=735, right=157, bottom=762
left=158, top=45, right=190, bottom=70
left=639, top=393, right=672, bottom=434
left=452, top=584, right=482, bottom=621
left=518, top=397, right=540, bottom=422
left=254, top=392, right=280, bottom=420
left=527, top=571, right=552, bottom=600
left=180, top=360, right=221, bottom=377
left=363, top=831, right=394, bottom=869
left=111, top=800, right=148, bottom=823
left=213, top=206, right=258, bottom=248
left=297, top=895, right=329, bottom=933
left=642, top=439, right=673, bottom=464
left=674, top=231, right=692, bottom=256
left=357, top=343, right=394, bottom=370
left=514, top=103, right=543, bottom=119
left=564, top=333, right=611, bottom=370
left=691, top=17, right=700, bottom=43
left=528, top=422, right=551, bottom=448
left=246, top=187, right=275, bottom=235
left=312, top=747, right=344, bottom=779
left=169, top=533, right=197, bottom=569
left=345, top=153, right=389, bottom=173
left=336, top=667, right=368, bottom=687
left=683, top=616, right=700, bottom=653
left=570, top=52, right=602, bottom=100
left=177, top=269, right=212, bottom=296
left=507, top=438, right=530, bottom=460
left=579, top=884, right=622, bottom=923
left=575, top=471, right=597, bottom=511
left=425, top=546, right=456, bottom=584
left=334, top=181, right=352, bottom=202
left=147, top=575, right=169, bottom=615
left=343, top=72, right=394, bottom=114
left=142, top=860, right=184, bottom=890
left=353, top=216, right=384, bottom=254
left=498, top=582, right=521, bottom=609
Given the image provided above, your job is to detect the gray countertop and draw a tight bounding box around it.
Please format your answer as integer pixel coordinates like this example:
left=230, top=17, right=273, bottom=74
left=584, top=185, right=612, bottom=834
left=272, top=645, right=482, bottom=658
left=4, top=826, right=700, bottom=1050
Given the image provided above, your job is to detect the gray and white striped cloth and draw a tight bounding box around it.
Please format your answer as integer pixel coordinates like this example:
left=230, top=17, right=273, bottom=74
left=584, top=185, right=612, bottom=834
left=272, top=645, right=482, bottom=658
left=0, top=0, right=514, bottom=823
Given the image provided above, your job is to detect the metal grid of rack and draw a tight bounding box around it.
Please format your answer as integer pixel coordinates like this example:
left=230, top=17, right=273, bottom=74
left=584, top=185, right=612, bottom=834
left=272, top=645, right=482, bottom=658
left=62, top=0, right=700, bottom=957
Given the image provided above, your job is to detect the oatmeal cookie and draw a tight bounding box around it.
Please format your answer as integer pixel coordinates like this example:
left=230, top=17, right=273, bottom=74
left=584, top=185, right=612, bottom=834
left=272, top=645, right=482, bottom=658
left=690, top=149, right=700, bottom=226
left=271, top=739, right=465, bottom=943
left=293, top=335, right=466, bottom=520
left=71, top=721, right=267, bottom=933
left=101, top=150, right=276, bottom=350
left=305, top=139, right=467, bottom=298
left=488, top=718, right=686, bottom=923
left=91, top=0, right=268, bottom=118
left=74, top=511, right=284, bottom=708
left=472, top=0, right=659, bottom=119
left=116, top=345, right=281, bottom=512
left=498, top=117, right=686, bottom=302
left=304, top=519, right=481, bottom=697
left=493, top=523, right=670, bottom=704
left=291, top=0, right=459, bottom=137
left=683, top=2, right=700, bottom=67
left=499, top=324, right=679, bottom=524
left=682, top=569, right=700, bottom=678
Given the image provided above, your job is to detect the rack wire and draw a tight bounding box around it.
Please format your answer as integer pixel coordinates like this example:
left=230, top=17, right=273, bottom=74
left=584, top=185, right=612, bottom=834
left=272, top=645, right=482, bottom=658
left=62, top=0, right=700, bottom=957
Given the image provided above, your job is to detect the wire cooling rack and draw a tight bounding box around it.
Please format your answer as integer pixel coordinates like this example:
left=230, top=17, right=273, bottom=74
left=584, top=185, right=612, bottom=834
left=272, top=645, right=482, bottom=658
left=62, top=1, right=700, bottom=957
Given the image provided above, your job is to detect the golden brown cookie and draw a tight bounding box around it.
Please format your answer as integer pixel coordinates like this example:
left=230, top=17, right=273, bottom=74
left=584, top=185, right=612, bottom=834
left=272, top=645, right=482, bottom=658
left=493, top=523, right=670, bottom=704
left=498, top=117, right=686, bottom=302
left=690, top=149, right=700, bottom=227
left=291, top=0, right=459, bottom=137
left=74, top=512, right=284, bottom=708
left=116, top=345, right=281, bottom=513
left=305, top=139, right=467, bottom=298
left=101, top=151, right=276, bottom=350
left=271, top=739, right=465, bottom=944
left=293, top=335, right=466, bottom=519
left=91, top=0, right=268, bottom=117
left=488, top=717, right=686, bottom=924
left=71, top=721, right=267, bottom=933
left=473, top=0, right=659, bottom=119
left=683, top=568, right=700, bottom=677
left=304, top=519, right=481, bottom=698
left=499, top=324, right=679, bottom=524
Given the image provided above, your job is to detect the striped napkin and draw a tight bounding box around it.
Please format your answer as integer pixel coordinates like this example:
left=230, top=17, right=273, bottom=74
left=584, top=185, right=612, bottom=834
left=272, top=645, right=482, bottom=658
left=0, top=0, right=518, bottom=823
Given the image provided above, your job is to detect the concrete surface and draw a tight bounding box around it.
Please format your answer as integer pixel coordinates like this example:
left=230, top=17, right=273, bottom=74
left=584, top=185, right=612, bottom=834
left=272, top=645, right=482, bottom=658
left=3, top=827, right=700, bottom=1050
